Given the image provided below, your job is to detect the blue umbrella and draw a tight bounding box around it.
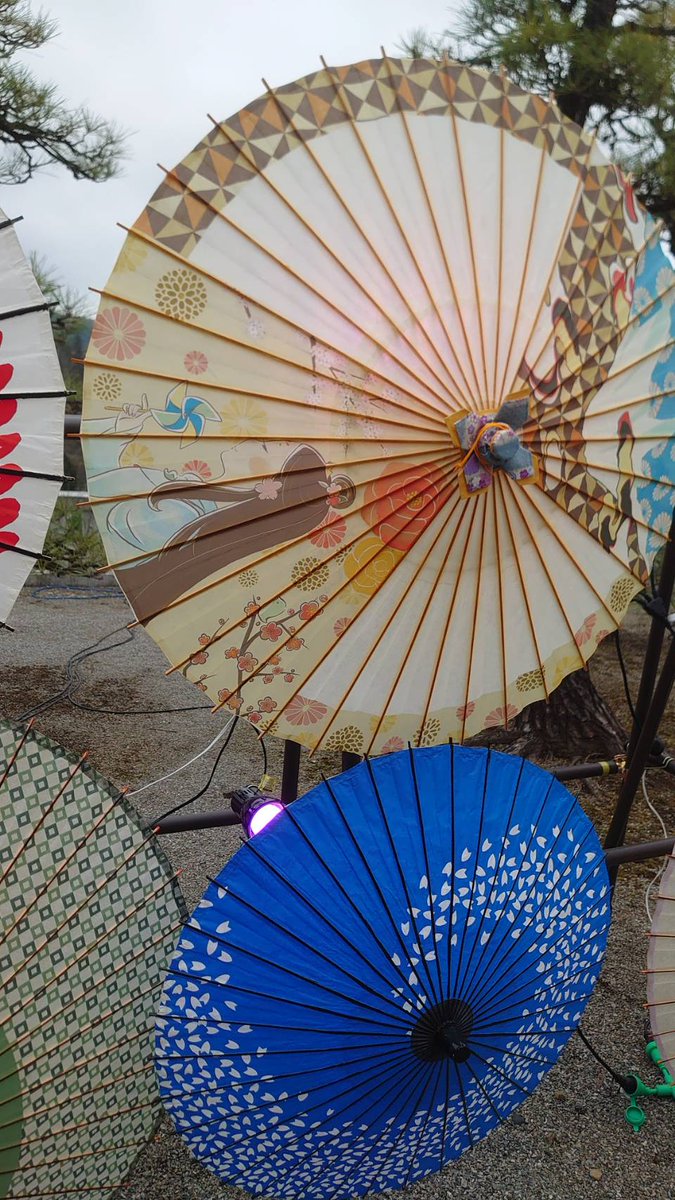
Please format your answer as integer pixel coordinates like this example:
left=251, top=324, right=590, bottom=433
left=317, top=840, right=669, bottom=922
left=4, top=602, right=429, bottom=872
left=156, top=745, right=610, bottom=1198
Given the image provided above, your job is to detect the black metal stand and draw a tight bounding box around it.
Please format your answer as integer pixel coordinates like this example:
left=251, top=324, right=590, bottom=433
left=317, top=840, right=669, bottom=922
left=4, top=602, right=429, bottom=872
left=604, top=509, right=675, bottom=872
left=280, top=740, right=301, bottom=804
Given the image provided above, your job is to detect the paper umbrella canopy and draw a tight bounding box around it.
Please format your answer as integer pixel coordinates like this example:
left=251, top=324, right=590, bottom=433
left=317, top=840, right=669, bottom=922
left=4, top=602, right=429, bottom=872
left=0, top=721, right=187, bottom=1198
left=0, top=210, right=66, bottom=627
left=82, top=57, right=675, bottom=753
left=648, top=846, right=675, bottom=1071
left=156, top=744, right=611, bottom=1198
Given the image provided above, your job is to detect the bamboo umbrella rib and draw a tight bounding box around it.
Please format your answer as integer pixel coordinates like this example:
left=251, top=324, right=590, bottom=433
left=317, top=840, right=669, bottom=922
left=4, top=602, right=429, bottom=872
left=206, top=115, right=463, bottom=406
left=0, top=1063, right=153, bottom=1128
left=131, top=450, right=452, bottom=633
left=528, top=446, right=675, bottom=492
left=82, top=348, right=443, bottom=439
left=4, top=1097, right=159, bottom=1150
left=446, top=69, right=491, bottom=409
left=2, top=1025, right=153, bottom=1105
left=492, top=125, right=506, bottom=406
left=524, top=288, right=675, bottom=426
left=96, top=441, right=455, bottom=580
left=496, top=474, right=549, bottom=698
left=503, top=477, right=585, bottom=671
left=0, top=720, right=33, bottom=789
left=182, top=921, right=415, bottom=1031
left=159, top=161, right=452, bottom=416
left=555, top=383, right=675, bottom=426
left=0, top=791, right=123, bottom=950
left=495, top=143, right=548, bottom=408
left=2, top=887, right=180, bottom=1052
left=309, top=488, right=466, bottom=755
left=82, top=430, right=445, bottom=448
left=259, top=79, right=471, bottom=410
left=1, top=835, right=171, bottom=1000
left=89, top=280, right=445, bottom=434
left=256, top=469, right=461, bottom=739
left=1, top=1138, right=153, bottom=1173
left=84, top=443, right=444, bottom=509
left=319, top=54, right=477, bottom=408
left=0, top=972, right=168, bottom=1090
left=0, top=754, right=87, bottom=890
left=210, top=458, right=459, bottom=712
left=242, top=804, right=427, bottom=1011
left=412, top=496, right=482, bottom=740
left=112, top=223, right=445, bottom=426
left=362, top=495, right=473, bottom=754
left=460, top=493, right=491, bottom=740
left=207, top=118, right=461, bottom=408
left=496, top=136, right=594, bottom=400
left=519, top=215, right=663, bottom=398
left=380, top=48, right=483, bottom=405
left=160, top=452, right=457, bottom=664
left=536, top=458, right=666, bottom=549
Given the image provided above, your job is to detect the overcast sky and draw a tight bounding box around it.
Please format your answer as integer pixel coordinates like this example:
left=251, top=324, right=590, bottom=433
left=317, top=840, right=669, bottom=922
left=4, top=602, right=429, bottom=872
left=5, top=0, right=457, bottom=308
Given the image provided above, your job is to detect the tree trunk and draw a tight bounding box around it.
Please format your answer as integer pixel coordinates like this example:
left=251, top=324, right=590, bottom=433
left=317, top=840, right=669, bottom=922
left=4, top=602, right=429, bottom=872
left=471, top=668, right=627, bottom=761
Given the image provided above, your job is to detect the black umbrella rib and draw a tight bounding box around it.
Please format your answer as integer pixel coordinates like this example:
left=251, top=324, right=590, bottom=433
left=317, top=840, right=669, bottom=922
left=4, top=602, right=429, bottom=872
left=166, top=967, right=409, bottom=1034
left=221, top=1049, right=419, bottom=1176
left=158, top=1042, right=416, bottom=1101
left=446, top=739, right=457, bottom=996
left=179, top=921, right=413, bottom=1032
left=169, top=1043, right=414, bottom=1139
left=464, top=1057, right=509, bottom=1126
left=403, top=1059, right=446, bottom=1191
left=454, top=1056, right=477, bottom=1149
left=438, top=1057, right=452, bottom=1174
left=245, top=1052, right=433, bottom=1198
left=456, top=773, right=559, bottom=1003
left=473, top=992, right=596, bottom=1036
left=235, top=824, right=426, bottom=1014
left=462, top=806, right=598, bottom=1013
left=0, top=300, right=54, bottom=320
left=473, top=946, right=603, bottom=1028
left=194, top=880, right=418, bottom=1026
left=453, top=756, right=526, bottom=1000
left=453, top=748, right=492, bottom=1000
left=0, top=388, right=69, bottom=400
left=0, top=465, right=65, bottom=482
left=0, top=215, right=22, bottom=230
left=155, top=1024, right=404, bottom=1057
left=0, top=540, right=42, bottom=560
left=273, top=795, right=426, bottom=1012
left=408, top=744, right=445, bottom=1003
left=363, top=756, right=442, bottom=1007
left=467, top=855, right=608, bottom=1021
left=354, top=1059, right=441, bottom=1199
left=467, top=1047, right=531, bottom=1096
left=468, top=1036, right=560, bottom=1066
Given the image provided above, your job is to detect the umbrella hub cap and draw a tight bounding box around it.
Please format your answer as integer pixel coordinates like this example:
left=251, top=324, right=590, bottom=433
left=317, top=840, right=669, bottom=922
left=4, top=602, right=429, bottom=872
left=448, top=395, right=538, bottom=495
left=411, top=997, right=474, bottom=1063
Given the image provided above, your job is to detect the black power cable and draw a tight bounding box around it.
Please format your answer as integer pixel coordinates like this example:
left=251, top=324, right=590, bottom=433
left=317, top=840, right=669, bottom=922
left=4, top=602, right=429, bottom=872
left=613, top=630, right=637, bottom=723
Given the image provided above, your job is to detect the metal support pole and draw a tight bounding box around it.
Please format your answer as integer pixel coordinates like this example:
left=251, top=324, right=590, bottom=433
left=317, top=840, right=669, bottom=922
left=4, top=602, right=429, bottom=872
left=604, top=836, right=674, bottom=869
left=281, top=739, right=301, bottom=804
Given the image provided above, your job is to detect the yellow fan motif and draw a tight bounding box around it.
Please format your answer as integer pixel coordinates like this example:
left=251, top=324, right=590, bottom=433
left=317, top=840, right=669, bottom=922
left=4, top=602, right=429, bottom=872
left=82, top=57, right=675, bottom=754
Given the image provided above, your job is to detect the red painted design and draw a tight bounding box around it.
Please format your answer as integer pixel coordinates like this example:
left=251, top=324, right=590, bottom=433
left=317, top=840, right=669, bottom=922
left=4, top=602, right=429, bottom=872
left=0, top=464, right=21, bottom=495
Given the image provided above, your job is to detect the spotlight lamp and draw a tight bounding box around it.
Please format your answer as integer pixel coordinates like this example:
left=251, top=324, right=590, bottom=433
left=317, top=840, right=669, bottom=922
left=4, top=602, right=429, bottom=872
left=229, top=784, right=286, bottom=837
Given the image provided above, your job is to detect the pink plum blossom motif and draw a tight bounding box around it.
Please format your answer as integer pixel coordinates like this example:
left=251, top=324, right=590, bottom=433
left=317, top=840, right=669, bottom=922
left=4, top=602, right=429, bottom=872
left=91, top=306, right=146, bottom=361
left=381, top=736, right=405, bottom=754
left=485, top=704, right=518, bottom=728
left=258, top=696, right=277, bottom=713
left=237, top=652, right=258, bottom=673
left=260, top=622, right=283, bottom=642
left=574, top=614, right=597, bottom=646
left=184, top=350, right=208, bottom=375
left=254, top=478, right=282, bottom=501
left=284, top=695, right=329, bottom=726
left=310, top=514, right=347, bottom=548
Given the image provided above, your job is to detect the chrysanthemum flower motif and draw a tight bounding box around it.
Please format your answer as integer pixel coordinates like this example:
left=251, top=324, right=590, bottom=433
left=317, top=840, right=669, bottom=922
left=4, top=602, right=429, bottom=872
left=182, top=459, right=212, bottom=480
left=574, top=614, right=597, bottom=646
left=184, top=350, right=208, bottom=375
left=284, top=694, right=328, bottom=726
left=92, top=371, right=122, bottom=402
left=484, top=704, right=518, bottom=728
left=116, top=238, right=148, bottom=274
left=333, top=616, right=350, bottom=637
left=155, top=269, right=207, bottom=320
left=455, top=702, right=475, bottom=721
left=381, top=736, right=405, bottom=754
left=91, top=307, right=146, bottom=361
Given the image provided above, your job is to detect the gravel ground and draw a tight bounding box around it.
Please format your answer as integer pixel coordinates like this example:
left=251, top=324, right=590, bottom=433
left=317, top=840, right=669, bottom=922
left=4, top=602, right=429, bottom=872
left=1, top=577, right=674, bottom=1200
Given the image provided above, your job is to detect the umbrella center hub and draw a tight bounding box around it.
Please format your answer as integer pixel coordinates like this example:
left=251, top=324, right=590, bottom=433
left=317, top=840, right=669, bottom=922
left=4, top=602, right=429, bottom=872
left=411, top=997, right=474, bottom=1063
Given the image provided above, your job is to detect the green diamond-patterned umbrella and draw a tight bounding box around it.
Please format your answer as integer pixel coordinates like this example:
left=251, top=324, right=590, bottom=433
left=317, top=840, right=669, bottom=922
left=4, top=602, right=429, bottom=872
left=0, top=720, right=187, bottom=1198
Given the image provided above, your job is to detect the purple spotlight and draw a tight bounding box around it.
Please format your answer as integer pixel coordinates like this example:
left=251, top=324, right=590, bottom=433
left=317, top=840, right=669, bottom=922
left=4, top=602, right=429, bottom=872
left=248, top=799, right=285, bottom=837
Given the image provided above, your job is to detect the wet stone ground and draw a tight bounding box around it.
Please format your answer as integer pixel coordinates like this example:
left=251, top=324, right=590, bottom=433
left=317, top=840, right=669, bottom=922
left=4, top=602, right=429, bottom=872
left=1, top=577, right=673, bottom=1200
